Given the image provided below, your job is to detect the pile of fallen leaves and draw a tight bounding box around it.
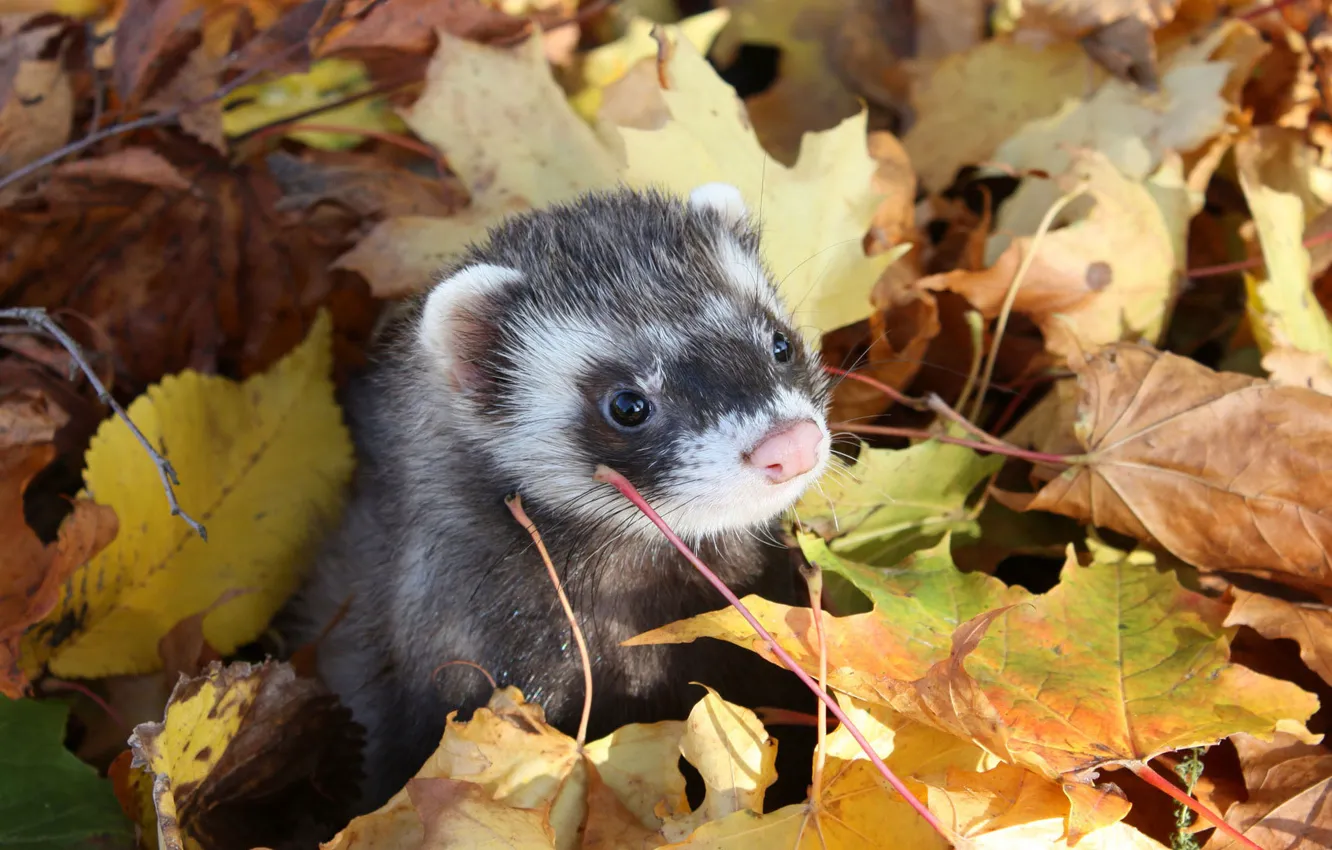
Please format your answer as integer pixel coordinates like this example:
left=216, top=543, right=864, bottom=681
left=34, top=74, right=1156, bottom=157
left=3, top=0, right=1332, bottom=847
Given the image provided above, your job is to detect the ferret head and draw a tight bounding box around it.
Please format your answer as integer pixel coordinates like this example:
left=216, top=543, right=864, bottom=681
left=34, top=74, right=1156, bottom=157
left=414, top=185, right=831, bottom=541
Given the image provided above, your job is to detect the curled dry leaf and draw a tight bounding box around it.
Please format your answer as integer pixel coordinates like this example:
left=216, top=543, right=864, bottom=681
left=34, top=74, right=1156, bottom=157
left=23, top=312, right=353, bottom=679
left=922, top=149, right=1185, bottom=362
left=0, top=390, right=117, bottom=697
left=1000, top=342, right=1332, bottom=596
left=324, top=686, right=784, bottom=850
left=1224, top=589, right=1332, bottom=689
left=1203, top=732, right=1332, bottom=850
left=128, top=659, right=363, bottom=850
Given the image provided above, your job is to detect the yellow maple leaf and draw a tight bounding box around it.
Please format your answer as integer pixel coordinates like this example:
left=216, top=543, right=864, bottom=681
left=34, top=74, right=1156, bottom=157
left=340, top=25, right=893, bottom=335
left=24, top=311, right=353, bottom=679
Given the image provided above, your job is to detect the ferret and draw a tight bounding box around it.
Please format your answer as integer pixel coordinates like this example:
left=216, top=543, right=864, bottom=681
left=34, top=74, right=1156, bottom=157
left=281, top=183, right=834, bottom=813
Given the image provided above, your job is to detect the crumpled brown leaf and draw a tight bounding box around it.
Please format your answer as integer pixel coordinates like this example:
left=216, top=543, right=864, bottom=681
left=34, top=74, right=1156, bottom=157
left=998, top=343, right=1332, bottom=598
left=1225, top=588, right=1332, bottom=689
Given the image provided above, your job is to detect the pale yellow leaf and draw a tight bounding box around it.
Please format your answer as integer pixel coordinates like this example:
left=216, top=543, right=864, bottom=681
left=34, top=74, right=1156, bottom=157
left=903, top=38, right=1093, bottom=192
left=25, top=312, right=353, bottom=679
left=1236, top=127, right=1332, bottom=371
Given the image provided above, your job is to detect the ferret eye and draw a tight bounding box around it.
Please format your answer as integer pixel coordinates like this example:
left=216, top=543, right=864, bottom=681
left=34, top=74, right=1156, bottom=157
left=771, top=332, right=793, bottom=363
left=607, top=390, right=651, bottom=428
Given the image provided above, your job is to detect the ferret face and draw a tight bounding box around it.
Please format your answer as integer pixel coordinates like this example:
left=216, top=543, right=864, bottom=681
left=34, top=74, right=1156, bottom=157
left=416, top=185, right=832, bottom=541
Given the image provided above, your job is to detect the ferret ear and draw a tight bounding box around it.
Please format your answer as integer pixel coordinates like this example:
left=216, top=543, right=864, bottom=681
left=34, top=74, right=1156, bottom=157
left=418, top=263, right=522, bottom=394
left=689, top=182, right=749, bottom=226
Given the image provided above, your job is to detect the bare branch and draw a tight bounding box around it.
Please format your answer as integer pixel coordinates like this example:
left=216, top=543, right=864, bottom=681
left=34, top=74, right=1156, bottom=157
left=0, top=307, right=207, bottom=540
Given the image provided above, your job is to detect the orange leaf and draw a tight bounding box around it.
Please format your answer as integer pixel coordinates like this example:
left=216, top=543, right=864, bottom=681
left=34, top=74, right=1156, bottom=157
left=0, top=390, right=116, bottom=697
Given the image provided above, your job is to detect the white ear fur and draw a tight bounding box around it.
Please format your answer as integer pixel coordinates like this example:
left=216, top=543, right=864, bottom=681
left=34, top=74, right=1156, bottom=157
left=418, top=263, right=523, bottom=388
left=689, top=182, right=749, bottom=225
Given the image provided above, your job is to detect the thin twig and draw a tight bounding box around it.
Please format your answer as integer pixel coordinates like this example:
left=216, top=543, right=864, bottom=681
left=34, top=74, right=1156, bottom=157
left=802, top=561, right=829, bottom=803
left=505, top=493, right=593, bottom=748
left=593, top=465, right=951, bottom=841
left=968, top=184, right=1088, bottom=422
left=0, top=308, right=207, bottom=539
left=0, top=34, right=313, bottom=194
left=833, top=421, right=1073, bottom=467
left=925, top=392, right=1008, bottom=448
left=1131, top=761, right=1261, bottom=850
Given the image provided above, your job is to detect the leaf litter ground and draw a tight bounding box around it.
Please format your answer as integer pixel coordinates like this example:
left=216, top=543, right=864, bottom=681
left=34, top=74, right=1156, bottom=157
left=2, top=0, right=1332, bottom=849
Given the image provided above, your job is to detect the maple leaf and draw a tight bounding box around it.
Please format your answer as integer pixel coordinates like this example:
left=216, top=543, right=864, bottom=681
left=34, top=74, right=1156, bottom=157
left=342, top=25, right=894, bottom=336
left=796, top=439, right=1002, bottom=566
left=22, top=311, right=353, bottom=679
left=629, top=535, right=1029, bottom=711
left=127, top=659, right=362, bottom=849
left=635, top=536, right=1318, bottom=830
left=0, top=390, right=117, bottom=697
left=0, top=694, right=133, bottom=848
left=1204, top=732, right=1332, bottom=850
left=1000, top=343, right=1332, bottom=596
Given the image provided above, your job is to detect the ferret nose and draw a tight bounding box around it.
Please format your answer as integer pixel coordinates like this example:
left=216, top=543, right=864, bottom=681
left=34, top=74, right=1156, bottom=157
left=746, top=420, right=824, bottom=484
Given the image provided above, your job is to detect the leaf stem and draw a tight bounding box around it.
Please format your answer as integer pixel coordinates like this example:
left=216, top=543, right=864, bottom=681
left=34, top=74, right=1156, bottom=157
left=1131, top=761, right=1260, bottom=850
left=505, top=493, right=593, bottom=748
left=832, top=421, right=1073, bottom=467
left=822, top=366, right=922, bottom=409
left=592, top=465, right=952, bottom=842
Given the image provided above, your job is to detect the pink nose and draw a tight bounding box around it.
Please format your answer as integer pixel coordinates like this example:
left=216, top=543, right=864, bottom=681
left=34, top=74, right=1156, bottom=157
left=746, top=420, right=824, bottom=484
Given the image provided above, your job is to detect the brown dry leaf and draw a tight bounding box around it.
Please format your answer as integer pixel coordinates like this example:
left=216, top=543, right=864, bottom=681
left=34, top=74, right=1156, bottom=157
left=0, top=390, right=117, bottom=697
left=50, top=147, right=192, bottom=192
left=1204, top=732, right=1332, bottom=850
left=0, top=59, right=72, bottom=200
left=919, top=149, right=1186, bottom=360
left=1225, top=589, right=1332, bottom=689
left=1, top=145, right=379, bottom=390
left=712, top=0, right=907, bottom=164
left=1000, top=343, right=1332, bottom=597
left=1264, top=347, right=1332, bottom=395
left=127, top=659, right=363, bottom=850
left=313, top=0, right=526, bottom=56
